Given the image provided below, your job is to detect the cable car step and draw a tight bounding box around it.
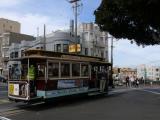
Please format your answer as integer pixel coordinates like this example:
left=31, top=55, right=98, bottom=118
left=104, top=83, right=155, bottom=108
left=88, top=91, right=107, bottom=96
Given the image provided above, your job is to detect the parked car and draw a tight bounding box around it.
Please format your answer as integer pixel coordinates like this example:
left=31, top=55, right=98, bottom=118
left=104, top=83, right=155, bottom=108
left=0, top=75, right=7, bottom=83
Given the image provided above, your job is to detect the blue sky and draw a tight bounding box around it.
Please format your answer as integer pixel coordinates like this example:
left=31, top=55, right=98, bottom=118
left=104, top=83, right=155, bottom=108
left=0, top=0, right=160, bottom=67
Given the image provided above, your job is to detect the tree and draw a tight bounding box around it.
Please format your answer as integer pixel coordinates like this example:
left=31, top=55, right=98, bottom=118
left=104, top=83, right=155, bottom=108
left=94, top=0, right=160, bottom=45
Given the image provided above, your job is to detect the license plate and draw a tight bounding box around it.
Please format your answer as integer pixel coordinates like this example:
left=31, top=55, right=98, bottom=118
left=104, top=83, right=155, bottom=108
left=9, top=84, right=14, bottom=95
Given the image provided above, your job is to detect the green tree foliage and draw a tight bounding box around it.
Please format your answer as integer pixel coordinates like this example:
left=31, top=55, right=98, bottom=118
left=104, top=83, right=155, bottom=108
left=95, top=0, right=160, bottom=45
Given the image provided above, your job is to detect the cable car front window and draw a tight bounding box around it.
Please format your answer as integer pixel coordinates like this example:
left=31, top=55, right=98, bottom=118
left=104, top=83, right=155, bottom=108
left=9, top=64, right=21, bottom=80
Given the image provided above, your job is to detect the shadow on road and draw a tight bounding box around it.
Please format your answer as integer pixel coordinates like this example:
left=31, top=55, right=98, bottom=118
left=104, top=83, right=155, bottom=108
left=15, top=92, right=127, bottom=112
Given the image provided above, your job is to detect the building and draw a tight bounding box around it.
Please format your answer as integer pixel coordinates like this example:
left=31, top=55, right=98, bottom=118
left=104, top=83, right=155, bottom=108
left=137, top=64, right=160, bottom=81
left=0, top=32, right=35, bottom=76
left=0, top=18, right=20, bottom=35
left=120, top=68, right=137, bottom=79
left=113, top=67, right=137, bottom=81
left=78, top=23, right=108, bottom=61
left=9, top=30, right=75, bottom=57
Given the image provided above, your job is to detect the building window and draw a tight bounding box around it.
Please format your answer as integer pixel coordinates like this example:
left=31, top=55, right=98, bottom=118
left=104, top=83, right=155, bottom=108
left=10, top=26, right=12, bottom=30
left=10, top=52, right=14, bottom=58
left=83, top=32, right=89, bottom=41
left=91, top=48, right=94, bottom=56
left=101, top=51, right=104, bottom=58
left=85, top=48, right=88, bottom=55
left=15, top=52, right=18, bottom=58
left=3, top=24, right=5, bottom=28
left=21, top=50, right=25, bottom=57
left=63, top=44, right=68, bottom=53
left=56, top=44, right=61, bottom=52
left=72, top=63, right=80, bottom=77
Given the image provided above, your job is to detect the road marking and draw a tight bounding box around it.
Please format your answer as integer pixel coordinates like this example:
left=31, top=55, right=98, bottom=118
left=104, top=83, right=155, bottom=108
left=0, top=116, right=11, bottom=120
left=0, top=99, right=10, bottom=104
left=141, top=89, right=160, bottom=95
left=0, top=109, right=25, bottom=117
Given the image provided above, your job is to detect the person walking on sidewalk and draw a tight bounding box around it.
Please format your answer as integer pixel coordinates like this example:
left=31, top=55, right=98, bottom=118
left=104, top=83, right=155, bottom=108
left=125, top=76, right=129, bottom=87
left=135, top=78, right=139, bottom=87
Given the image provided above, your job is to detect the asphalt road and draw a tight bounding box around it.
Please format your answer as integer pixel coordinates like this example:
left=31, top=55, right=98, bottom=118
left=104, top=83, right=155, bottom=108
left=0, top=82, right=8, bottom=99
left=1, top=87, right=160, bottom=120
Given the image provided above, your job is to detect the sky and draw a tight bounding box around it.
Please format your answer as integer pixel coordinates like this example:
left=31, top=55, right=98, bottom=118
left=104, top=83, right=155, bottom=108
left=0, top=0, right=160, bottom=67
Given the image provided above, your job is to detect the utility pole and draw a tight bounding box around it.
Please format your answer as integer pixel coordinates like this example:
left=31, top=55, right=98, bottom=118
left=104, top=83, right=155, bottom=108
left=110, top=36, right=114, bottom=87
left=75, top=0, right=78, bottom=43
left=68, top=0, right=80, bottom=41
left=67, top=0, right=82, bottom=53
left=43, top=24, right=46, bottom=51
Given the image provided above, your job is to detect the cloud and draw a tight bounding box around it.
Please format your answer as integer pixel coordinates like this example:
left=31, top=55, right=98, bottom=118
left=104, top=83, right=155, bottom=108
left=0, top=11, right=70, bottom=36
left=0, top=0, right=26, bottom=7
left=112, top=39, right=160, bottom=67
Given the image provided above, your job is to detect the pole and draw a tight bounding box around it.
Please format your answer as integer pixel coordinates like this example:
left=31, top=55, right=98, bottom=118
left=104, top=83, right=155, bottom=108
left=144, top=66, right=146, bottom=86
left=111, top=37, right=114, bottom=87
left=68, top=0, right=81, bottom=54
left=44, top=24, right=46, bottom=51
left=75, top=1, right=78, bottom=44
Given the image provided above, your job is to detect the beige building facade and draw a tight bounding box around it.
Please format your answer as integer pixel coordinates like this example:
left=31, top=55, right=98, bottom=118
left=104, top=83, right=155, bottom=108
left=137, top=64, right=160, bottom=81
left=78, top=23, right=108, bottom=61
left=0, top=18, right=20, bottom=35
left=113, top=67, right=137, bottom=80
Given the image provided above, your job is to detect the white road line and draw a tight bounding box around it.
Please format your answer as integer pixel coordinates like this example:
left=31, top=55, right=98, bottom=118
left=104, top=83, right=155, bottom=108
left=0, top=116, right=11, bottom=120
left=0, top=99, right=10, bottom=104
left=141, top=89, right=160, bottom=95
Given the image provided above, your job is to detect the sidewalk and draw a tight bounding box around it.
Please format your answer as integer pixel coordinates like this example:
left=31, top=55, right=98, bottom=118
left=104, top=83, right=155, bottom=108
left=109, top=84, right=160, bottom=94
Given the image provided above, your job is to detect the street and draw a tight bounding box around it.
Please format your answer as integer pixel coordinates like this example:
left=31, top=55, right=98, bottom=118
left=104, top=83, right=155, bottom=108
left=1, top=83, right=160, bottom=120
left=0, top=82, right=8, bottom=100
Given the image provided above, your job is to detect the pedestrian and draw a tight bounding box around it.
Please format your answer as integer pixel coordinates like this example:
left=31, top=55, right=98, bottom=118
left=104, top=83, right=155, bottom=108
left=135, top=78, right=139, bottom=87
left=130, top=76, right=134, bottom=87
left=125, top=76, right=129, bottom=87
left=150, top=81, right=153, bottom=87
